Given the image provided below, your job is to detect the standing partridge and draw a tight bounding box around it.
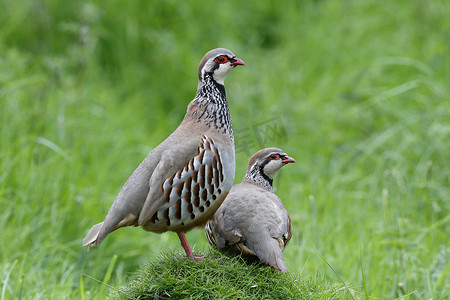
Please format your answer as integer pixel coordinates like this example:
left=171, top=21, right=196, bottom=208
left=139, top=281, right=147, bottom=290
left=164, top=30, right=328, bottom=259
left=205, top=148, right=295, bottom=272
left=82, top=48, right=245, bottom=260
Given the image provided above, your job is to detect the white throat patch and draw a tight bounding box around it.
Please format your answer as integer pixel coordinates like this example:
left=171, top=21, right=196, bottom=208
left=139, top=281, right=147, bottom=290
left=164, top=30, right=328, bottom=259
left=263, top=161, right=284, bottom=180
left=212, top=63, right=233, bottom=85
left=201, top=59, right=234, bottom=85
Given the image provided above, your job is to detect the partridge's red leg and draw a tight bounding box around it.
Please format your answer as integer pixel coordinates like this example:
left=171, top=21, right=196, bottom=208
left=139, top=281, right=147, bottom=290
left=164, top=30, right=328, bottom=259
left=177, top=233, right=204, bottom=261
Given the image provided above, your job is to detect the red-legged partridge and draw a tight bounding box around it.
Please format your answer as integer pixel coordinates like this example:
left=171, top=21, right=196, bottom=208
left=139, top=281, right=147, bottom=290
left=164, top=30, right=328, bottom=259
left=82, top=48, right=245, bottom=260
left=205, top=148, right=295, bottom=272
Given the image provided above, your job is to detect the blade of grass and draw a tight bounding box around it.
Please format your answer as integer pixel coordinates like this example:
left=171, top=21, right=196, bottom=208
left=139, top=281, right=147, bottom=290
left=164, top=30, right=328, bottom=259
left=80, top=273, right=85, bottom=300
left=1, top=260, right=17, bottom=300
left=393, top=290, right=417, bottom=300
left=81, top=255, right=119, bottom=299
left=313, top=248, right=355, bottom=300
left=435, top=264, right=450, bottom=290
left=360, top=249, right=368, bottom=300
left=81, top=273, right=119, bottom=293
left=98, top=255, right=118, bottom=297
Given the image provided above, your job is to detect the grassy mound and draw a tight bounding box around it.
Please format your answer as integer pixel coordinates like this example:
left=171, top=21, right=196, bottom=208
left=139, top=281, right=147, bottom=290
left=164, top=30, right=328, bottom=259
left=108, top=249, right=355, bottom=300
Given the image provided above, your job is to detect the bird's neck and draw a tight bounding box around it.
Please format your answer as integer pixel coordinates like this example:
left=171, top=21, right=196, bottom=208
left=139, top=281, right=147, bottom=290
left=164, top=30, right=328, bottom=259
left=243, top=165, right=273, bottom=192
left=192, top=76, right=233, bottom=140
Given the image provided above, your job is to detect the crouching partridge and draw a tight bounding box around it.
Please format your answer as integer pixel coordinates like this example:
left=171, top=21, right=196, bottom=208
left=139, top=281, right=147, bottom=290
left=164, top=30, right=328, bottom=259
left=205, top=148, right=295, bottom=272
left=82, top=48, right=245, bottom=260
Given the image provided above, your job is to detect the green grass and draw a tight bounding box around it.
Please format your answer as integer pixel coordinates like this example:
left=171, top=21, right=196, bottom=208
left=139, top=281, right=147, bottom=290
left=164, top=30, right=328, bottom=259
left=1, top=0, right=449, bottom=299
left=107, top=249, right=354, bottom=300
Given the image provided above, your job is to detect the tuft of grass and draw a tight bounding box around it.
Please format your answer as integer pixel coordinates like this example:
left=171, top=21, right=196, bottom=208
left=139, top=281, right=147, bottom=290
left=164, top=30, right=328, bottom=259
left=108, top=249, right=354, bottom=300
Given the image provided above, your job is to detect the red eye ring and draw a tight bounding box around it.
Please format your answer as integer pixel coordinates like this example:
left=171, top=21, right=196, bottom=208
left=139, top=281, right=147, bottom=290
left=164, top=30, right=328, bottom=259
left=269, top=154, right=279, bottom=160
left=215, top=55, right=229, bottom=63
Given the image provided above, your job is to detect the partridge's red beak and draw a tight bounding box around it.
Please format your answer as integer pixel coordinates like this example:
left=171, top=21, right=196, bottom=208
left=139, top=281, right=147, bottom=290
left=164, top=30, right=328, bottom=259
left=230, top=57, right=245, bottom=66
left=282, top=156, right=296, bottom=164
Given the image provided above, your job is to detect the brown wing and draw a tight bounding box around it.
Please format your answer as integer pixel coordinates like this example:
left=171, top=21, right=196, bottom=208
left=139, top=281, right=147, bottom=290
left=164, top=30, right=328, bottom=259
left=139, top=135, right=226, bottom=231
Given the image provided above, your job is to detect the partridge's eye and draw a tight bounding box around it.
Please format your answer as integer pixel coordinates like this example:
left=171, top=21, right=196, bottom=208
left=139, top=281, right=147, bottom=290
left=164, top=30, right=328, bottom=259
left=215, top=55, right=229, bottom=63
left=269, top=154, right=279, bottom=160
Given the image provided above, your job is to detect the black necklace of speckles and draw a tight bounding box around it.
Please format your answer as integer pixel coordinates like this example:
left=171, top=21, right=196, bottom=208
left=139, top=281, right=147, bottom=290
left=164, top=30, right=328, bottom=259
left=193, top=75, right=233, bottom=141
left=244, top=160, right=274, bottom=192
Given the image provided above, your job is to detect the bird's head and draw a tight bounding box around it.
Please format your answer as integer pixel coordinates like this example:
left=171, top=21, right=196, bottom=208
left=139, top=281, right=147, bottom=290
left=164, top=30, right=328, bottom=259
left=198, top=48, right=245, bottom=85
left=246, top=148, right=296, bottom=181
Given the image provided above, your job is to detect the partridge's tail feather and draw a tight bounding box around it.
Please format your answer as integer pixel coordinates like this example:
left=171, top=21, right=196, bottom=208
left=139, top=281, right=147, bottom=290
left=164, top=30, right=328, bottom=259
left=251, top=236, right=288, bottom=272
left=82, top=222, right=103, bottom=249
left=267, top=248, right=287, bottom=272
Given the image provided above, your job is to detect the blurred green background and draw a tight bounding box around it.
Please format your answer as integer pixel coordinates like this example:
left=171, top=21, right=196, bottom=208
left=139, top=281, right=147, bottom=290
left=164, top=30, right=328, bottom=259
left=1, top=0, right=449, bottom=298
